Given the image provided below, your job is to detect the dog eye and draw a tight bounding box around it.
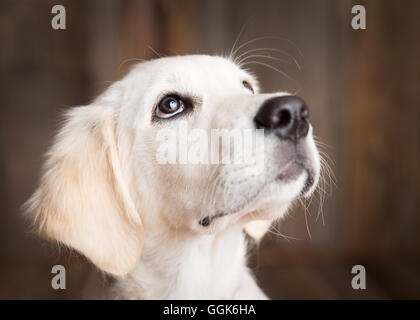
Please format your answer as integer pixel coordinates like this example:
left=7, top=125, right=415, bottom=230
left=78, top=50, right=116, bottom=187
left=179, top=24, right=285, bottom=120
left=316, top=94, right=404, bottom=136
left=242, top=80, right=254, bottom=93
left=155, top=95, right=185, bottom=119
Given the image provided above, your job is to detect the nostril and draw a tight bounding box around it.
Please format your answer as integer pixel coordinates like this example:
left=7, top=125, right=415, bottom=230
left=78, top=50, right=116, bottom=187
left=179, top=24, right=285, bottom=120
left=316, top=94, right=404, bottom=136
left=278, top=109, right=291, bottom=127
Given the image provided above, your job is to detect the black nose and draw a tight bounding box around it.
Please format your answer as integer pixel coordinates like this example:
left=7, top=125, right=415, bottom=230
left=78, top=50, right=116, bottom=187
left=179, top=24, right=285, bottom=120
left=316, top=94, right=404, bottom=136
left=254, top=95, right=310, bottom=141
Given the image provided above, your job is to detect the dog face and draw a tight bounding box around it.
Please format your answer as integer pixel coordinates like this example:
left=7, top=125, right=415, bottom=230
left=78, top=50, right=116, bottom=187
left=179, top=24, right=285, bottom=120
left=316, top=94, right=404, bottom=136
left=26, top=55, right=320, bottom=276
left=117, top=55, right=320, bottom=231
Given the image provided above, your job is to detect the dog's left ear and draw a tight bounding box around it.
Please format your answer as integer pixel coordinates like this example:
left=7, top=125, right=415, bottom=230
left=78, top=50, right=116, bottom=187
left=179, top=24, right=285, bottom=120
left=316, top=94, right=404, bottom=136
left=25, top=105, right=143, bottom=276
left=244, top=220, right=271, bottom=241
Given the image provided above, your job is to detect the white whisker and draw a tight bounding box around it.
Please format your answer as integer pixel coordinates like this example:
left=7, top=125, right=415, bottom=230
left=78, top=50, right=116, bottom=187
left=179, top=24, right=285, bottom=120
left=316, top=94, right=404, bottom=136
left=231, top=35, right=303, bottom=61
left=236, top=47, right=302, bottom=71
left=238, top=54, right=292, bottom=67
left=241, top=60, right=300, bottom=87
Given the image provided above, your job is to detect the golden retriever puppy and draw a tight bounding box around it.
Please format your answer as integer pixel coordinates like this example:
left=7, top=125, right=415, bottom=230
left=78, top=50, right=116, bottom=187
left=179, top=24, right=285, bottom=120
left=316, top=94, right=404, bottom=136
left=25, top=55, right=320, bottom=299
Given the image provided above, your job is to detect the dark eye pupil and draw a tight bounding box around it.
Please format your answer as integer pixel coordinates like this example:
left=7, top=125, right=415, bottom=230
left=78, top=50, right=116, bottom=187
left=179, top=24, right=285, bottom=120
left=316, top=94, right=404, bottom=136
left=161, top=97, right=179, bottom=113
left=242, top=81, right=254, bottom=93
left=166, top=99, right=177, bottom=110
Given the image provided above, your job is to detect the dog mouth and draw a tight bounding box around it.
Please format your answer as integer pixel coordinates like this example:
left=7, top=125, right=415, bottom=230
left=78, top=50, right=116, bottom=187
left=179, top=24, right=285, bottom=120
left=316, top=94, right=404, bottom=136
left=276, top=161, right=303, bottom=181
left=199, top=160, right=315, bottom=227
left=280, top=160, right=315, bottom=196
left=276, top=158, right=316, bottom=196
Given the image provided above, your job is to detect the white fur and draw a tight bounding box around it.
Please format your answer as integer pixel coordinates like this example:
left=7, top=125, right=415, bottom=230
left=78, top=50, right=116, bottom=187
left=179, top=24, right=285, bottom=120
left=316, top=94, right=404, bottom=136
left=25, top=55, right=320, bottom=299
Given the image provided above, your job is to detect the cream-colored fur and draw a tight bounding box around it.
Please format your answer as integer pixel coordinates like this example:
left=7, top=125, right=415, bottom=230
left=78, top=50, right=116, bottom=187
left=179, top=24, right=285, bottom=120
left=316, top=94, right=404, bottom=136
left=25, top=55, right=320, bottom=299
left=26, top=106, right=143, bottom=276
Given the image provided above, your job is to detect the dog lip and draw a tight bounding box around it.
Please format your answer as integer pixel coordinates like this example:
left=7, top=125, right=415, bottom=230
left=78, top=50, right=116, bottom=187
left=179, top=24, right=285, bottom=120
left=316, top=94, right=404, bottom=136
left=276, top=161, right=304, bottom=181
left=300, top=169, right=315, bottom=196
left=276, top=160, right=315, bottom=196
left=280, top=158, right=315, bottom=196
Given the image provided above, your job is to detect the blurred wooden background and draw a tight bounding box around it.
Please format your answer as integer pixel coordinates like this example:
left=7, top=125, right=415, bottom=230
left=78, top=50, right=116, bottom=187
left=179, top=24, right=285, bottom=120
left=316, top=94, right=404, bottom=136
left=0, top=0, right=419, bottom=299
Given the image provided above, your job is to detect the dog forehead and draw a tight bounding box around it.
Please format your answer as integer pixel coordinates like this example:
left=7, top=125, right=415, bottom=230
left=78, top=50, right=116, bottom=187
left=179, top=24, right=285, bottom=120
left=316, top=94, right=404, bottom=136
left=148, top=54, right=241, bottom=73
left=131, top=55, right=252, bottom=88
left=118, top=55, right=258, bottom=125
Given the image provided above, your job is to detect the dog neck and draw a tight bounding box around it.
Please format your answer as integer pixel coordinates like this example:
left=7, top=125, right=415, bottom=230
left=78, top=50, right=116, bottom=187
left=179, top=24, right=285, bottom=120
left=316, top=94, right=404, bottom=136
left=111, top=223, right=248, bottom=299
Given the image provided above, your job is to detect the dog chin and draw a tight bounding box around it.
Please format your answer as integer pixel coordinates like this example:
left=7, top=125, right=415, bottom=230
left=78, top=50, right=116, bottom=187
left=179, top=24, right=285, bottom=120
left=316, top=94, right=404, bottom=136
left=247, top=169, right=308, bottom=212
left=227, top=170, right=308, bottom=221
left=196, top=165, right=312, bottom=231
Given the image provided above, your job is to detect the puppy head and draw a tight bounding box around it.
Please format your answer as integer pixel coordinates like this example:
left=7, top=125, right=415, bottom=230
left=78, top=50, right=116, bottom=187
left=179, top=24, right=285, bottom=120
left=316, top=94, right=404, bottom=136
left=25, top=55, right=320, bottom=276
left=116, top=55, right=320, bottom=232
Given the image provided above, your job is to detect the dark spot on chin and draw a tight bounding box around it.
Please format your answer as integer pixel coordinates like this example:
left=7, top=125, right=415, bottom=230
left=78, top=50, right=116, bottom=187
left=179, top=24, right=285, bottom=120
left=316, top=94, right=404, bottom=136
left=199, top=217, right=210, bottom=227
left=199, top=212, right=226, bottom=227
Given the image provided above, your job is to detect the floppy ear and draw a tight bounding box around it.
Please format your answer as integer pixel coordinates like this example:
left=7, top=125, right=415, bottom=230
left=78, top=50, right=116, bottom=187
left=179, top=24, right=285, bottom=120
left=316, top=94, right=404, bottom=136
left=244, top=220, right=271, bottom=241
left=25, top=105, right=143, bottom=276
